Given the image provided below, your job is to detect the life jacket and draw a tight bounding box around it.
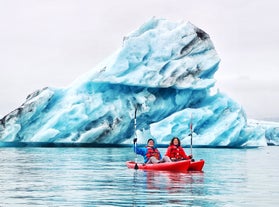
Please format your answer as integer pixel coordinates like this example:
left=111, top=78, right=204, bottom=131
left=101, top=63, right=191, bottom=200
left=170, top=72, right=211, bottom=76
left=169, top=145, right=184, bottom=159
left=146, top=147, right=160, bottom=160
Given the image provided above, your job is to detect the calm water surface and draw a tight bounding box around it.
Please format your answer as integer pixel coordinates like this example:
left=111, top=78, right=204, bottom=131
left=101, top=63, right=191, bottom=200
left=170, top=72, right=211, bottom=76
left=0, top=146, right=278, bottom=206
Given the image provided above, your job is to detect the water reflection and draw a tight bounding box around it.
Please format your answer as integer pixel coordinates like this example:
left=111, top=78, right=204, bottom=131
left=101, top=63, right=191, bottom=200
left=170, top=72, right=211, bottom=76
left=145, top=171, right=198, bottom=191
left=132, top=170, right=205, bottom=206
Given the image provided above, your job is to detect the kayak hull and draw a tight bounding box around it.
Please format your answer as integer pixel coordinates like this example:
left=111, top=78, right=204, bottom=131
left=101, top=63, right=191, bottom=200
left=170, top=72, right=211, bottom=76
left=189, top=160, right=205, bottom=171
left=126, top=160, right=190, bottom=172
left=126, top=159, right=205, bottom=172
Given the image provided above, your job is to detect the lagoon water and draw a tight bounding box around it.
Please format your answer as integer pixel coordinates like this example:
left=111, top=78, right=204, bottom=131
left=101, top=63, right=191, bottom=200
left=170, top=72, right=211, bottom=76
left=0, top=146, right=278, bottom=206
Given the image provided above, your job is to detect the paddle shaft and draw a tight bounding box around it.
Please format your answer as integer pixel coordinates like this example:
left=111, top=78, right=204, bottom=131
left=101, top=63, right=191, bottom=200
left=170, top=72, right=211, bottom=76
left=190, top=115, right=193, bottom=156
left=190, top=123, right=193, bottom=155
left=134, top=107, right=137, bottom=138
left=134, top=107, right=138, bottom=169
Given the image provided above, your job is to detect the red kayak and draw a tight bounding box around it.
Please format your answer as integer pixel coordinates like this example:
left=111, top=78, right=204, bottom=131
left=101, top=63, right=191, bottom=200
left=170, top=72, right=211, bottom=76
left=189, top=159, right=205, bottom=171
left=126, top=160, right=190, bottom=172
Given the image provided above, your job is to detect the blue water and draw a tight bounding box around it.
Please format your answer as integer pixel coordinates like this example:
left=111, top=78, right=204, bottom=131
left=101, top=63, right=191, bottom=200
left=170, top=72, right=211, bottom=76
left=0, top=146, right=278, bottom=206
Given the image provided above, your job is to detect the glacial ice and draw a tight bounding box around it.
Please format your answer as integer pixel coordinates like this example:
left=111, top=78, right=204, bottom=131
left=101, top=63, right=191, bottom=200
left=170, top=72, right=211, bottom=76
left=0, top=17, right=277, bottom=147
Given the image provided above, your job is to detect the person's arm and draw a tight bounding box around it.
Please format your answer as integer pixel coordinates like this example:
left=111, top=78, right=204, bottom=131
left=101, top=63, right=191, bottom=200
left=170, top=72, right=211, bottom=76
left=134, top=144, right=146, bottom=156
left=180, top=147, right=190, bottom=159
left=165, top=146, right=171, bottom=157
left=133, top=138, right=145, bottom=156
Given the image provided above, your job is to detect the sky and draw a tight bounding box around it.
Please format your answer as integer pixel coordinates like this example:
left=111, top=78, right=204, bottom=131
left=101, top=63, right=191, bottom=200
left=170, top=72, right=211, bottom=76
left=0, top=0, right=279, bottom=120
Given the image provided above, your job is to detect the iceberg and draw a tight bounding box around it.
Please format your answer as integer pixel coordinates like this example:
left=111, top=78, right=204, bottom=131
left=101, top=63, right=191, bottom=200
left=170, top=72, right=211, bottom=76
left=0, top=18, right=276, bottom=147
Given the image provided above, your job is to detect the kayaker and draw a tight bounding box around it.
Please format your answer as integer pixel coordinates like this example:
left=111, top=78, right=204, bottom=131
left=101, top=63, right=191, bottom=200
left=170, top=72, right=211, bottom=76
left=133, top=138, right=171, bottom=164
left=165, top=137, right=193, bottom=161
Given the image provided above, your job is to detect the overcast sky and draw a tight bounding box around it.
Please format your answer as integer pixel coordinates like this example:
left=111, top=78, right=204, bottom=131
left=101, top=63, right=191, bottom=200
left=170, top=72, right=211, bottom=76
left=1, top=0, right=279, bottom=120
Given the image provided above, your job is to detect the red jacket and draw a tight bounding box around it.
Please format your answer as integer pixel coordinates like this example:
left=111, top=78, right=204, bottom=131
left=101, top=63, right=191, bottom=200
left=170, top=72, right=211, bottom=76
left=165, top=145, right=189, bottom=160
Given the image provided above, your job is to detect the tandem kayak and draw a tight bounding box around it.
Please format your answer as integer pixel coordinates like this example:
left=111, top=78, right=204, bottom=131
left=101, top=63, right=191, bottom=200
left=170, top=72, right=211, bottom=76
left=126, top=159, right=205, bottom=172
left=126, top=160, right=191, bottom=172
left=188, top=159, right=205, bottom=171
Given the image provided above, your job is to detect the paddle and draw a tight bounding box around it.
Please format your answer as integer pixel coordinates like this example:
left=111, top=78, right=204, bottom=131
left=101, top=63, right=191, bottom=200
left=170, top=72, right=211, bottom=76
left=190, top=123, right=193, bottom=155
left=189, top=114, right=193, bottom=159
left=133, top=107, right=139, bottom=170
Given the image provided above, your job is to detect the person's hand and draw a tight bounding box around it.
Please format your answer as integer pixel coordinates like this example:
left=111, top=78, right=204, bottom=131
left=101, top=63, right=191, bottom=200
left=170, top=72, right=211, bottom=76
left=133, top=138, right=137, bottom=144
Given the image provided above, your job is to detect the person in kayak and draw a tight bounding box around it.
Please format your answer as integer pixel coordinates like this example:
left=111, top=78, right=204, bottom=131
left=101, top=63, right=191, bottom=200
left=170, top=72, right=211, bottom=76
left=133, top=138, right=171, bottom=164
left=165, top=137, right=193, bottom=161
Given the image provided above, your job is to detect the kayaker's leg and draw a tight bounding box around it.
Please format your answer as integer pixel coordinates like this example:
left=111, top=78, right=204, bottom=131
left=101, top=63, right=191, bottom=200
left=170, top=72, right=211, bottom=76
left=164, top=156, right=172, bottom=162
left=159, top=156, right=172, bottom=163
left=147, top=156, right=160, bottom=164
